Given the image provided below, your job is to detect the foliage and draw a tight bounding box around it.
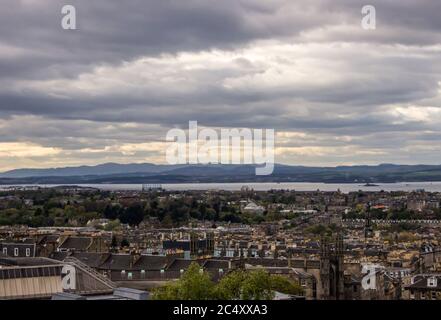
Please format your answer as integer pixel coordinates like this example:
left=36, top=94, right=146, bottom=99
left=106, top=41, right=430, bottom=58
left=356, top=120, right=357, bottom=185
left=305, top=224, right=330, bottom=235
left=110, top=236, right=118, bottom=248
left=119, top=203, right=145, bottom=226
left=214, top=270, right=248, bottom=299
left=120, top=238, right=130, bottom=247
left=270, top=275, right=304, bottom=296
left=240, top=269, right=275, bottom=300
left=104, top=219, right=121, bottom=231
left=152, top=266, right=299, bottom=300
left=152, top=263, right=215, bottom=300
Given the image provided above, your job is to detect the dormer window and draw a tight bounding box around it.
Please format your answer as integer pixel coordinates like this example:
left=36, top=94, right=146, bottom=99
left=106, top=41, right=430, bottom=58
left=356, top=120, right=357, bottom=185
left=428, top=277, right=437, bottom=287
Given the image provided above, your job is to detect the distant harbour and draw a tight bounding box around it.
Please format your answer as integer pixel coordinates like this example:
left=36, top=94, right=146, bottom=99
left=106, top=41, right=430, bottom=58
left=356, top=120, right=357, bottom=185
left=2, top=181, right=441, bottom=193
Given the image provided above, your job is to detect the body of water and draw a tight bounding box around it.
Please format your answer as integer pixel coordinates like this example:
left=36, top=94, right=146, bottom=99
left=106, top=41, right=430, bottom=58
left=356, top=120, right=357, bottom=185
left=2, top=182, right=441, bottom=193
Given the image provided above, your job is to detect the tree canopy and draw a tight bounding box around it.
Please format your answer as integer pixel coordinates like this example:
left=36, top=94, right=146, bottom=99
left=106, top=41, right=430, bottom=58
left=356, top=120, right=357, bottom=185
left=152, top=263, right=304, bottom=300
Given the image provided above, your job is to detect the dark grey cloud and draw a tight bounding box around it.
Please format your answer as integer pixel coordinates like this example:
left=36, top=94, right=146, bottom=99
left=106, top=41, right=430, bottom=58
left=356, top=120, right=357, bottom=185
left=0, top=0, right=441, bottom=169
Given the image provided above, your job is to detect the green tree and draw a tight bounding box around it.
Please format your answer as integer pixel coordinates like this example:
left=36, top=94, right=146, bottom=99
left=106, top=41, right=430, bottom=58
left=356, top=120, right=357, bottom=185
left=104, top=219, right=121, bottom=231
left=120, top=238, right=130, bottom=247
left=152, top=267, right=302, bottom=300
left=151, top=282, right=181, bottom=300
left=178, top=263, right=215, bottom=300
left=152, top=262, right=215, bottom=300
left=270, top=275, right=304, bottom=295
left=110, top=236, right=118, bottom=248
left=214, top=270, right=247, bottom=299
left=240, top=269, right=275, bottom=300
left=162, top=213, right=174, bottom=228
left=120, top=204, right=145, bottom=226
left=305, top=224, right=328, bottom=235
left=214, top=269, right=277, bottom=300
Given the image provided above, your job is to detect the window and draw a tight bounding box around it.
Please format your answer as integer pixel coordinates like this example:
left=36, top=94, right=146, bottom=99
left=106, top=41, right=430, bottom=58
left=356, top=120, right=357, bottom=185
left=26, top=248, right=31, bottom=257
left=121, top=270, right=126, bottom=279
left=428, top=277, right=437, bottom=288
left=14, top=248, right=19, bottom=257
left=127, top=272, right=133, bottom=280
left=141, top=270, right=146, bottom=279
left=2, top=248, right=7, bottom=255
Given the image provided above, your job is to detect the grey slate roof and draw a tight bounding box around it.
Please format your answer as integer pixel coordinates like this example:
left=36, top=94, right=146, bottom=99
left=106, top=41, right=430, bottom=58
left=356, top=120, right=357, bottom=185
left=166, top=259, right=203, bottom=271
left=133, top=255, right=169, bottom=271
left=59, top=237, right=92, bottom=251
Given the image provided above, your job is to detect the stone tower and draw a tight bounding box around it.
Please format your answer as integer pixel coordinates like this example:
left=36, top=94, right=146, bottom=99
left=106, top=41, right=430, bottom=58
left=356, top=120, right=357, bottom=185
left=206, top=232, right=215, bottom=255
left=190, top=232, right=198, bottom=256
left=320, top=234, right=345, bottom=300
left=364, top=202, right=374, bottom=239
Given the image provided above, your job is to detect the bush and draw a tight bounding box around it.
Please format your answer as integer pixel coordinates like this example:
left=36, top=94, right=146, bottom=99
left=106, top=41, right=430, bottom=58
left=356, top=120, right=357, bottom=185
left=152, top=266, right=302, bottom=300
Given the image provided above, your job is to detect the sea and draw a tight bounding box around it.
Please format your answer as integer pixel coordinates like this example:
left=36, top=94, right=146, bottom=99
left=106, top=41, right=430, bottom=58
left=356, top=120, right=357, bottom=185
left=2, top=182, right=441, bottom=193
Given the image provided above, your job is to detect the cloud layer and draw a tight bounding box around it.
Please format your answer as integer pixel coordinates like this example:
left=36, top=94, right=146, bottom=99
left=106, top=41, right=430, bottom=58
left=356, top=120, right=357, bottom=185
left=0, top=0, right=441, bottom=170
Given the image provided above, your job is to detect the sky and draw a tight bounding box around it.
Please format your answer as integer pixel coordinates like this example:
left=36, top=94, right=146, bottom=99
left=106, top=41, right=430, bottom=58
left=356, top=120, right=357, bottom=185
left=0, top=0, right=441, bottom=171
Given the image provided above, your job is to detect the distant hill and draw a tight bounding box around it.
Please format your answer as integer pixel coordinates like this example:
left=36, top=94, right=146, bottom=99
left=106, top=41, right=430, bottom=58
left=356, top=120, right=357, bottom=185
left=1, top=162, right=441, bottom=184
left=0, top=162, right=185, bottom=178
